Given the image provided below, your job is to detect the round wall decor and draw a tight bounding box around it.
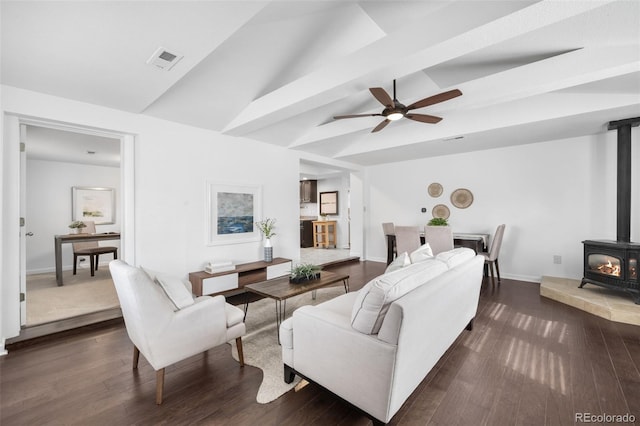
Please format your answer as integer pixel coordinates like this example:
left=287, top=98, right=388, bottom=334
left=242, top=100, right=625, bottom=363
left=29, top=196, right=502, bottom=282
left=432, top=204, right=450, bottom=219
left=451, top=188, right=473, bottom=209
left=428, top=182, right=443, bottom=197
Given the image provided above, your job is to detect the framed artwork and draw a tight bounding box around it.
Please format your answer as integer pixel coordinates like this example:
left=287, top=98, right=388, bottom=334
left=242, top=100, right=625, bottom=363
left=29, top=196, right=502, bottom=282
left=207, top=182, right=262, bottom=246
left=71, top=187, right=115, bottom=225
left=319, top=191, right=338, bottom=215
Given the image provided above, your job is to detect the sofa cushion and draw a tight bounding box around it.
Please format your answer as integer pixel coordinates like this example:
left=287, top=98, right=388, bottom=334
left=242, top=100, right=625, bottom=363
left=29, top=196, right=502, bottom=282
left=435, top=247, right=476, bottom=269
left=154, top=273, right=195, bottom=311
left=385, top=252, right=411, bottom=273
left=351, top=259, right=448, bottom=334
left=409, top=243, right=434, bottom=263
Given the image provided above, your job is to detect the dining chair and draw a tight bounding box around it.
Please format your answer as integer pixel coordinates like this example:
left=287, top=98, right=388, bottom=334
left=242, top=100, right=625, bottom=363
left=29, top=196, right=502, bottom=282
left=482, top=224, right=506, bottom=286
left=424, top=225, right=454, bottom=255
left=394, top=225, right=421, bottom=256
left=72, top=221, right=118, bottom=277
left=382, top=222, right=396, bottom=265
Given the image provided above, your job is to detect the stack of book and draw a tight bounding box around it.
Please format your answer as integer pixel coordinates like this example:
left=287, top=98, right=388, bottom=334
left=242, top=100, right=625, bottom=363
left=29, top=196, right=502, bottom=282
left=205, top=260, right=235, bottom=274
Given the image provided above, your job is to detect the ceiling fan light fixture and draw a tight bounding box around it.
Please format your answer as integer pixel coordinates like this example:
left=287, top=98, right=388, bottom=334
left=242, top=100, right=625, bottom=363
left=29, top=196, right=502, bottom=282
left=387, top=112, right=404, bottom=121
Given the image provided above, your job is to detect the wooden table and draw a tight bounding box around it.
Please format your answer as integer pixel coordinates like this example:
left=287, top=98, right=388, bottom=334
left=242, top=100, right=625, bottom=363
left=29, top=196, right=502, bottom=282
left=244, top=270, right=349, bottom=342
left=54, top=232, right=120, bottom=286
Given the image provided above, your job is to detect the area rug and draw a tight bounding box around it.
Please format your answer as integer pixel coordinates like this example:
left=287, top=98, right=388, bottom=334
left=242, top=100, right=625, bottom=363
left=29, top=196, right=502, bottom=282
left=230, top=285, right=346, bottom=403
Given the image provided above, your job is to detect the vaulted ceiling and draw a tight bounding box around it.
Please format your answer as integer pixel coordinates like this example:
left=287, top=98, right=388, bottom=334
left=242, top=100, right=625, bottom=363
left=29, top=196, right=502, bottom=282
left=2, top=1, right=639, bottom=167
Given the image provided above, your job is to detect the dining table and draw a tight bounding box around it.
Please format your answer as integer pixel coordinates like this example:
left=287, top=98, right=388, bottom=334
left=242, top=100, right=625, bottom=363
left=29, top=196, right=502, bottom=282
left=54, top=232, right=120, bottom=286
left=385, top=231, right=489, bottom=265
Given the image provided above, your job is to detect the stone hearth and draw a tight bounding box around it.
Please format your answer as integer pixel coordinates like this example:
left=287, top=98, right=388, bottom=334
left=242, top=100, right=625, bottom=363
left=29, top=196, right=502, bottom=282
left=541, top=276, right=640, bottom=326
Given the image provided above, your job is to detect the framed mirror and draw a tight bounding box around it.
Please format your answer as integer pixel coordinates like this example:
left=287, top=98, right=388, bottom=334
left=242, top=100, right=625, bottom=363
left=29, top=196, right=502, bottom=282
left=319, top=191, right=338, bottom=215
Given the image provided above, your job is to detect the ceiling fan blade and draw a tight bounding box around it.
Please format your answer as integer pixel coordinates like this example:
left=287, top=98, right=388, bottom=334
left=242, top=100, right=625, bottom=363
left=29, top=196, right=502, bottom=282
left=372, top=119, right=390, bottom=133
left=405, top=113, right=442, bottom=124
left=333, top=113, right=382, bottom=119
left=406, top=89, right=462, bottom=110
left=369, top=87, right=394, bottom=107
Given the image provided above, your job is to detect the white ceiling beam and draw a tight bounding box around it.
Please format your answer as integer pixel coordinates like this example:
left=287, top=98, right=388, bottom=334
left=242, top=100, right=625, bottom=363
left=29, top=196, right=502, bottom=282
left=292, top=45, right=640, bottom=148
left=222, top=0, right=618, bottom=136
left=333, top=91, right=640, bottom=160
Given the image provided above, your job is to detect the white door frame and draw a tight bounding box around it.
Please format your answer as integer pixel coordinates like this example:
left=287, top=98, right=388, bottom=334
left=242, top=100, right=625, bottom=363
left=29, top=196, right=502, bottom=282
left=1, top=114, right=135, bottom=351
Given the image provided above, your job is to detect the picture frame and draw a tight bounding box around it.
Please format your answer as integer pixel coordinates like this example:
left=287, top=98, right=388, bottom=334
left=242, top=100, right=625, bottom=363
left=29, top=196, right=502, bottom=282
left=319, top=191, right=339, bottom=215
left=71, top=187, right=115, bottom=225
left=206, top=182, right=262, bottom=246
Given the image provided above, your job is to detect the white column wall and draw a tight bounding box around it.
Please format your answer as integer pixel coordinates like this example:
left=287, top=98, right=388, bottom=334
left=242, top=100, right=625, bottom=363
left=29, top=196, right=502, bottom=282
left=365, top=130, right=639, bottom=282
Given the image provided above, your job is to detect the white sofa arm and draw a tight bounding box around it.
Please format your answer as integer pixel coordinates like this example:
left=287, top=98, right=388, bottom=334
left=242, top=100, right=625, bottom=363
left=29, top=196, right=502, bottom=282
left=291, top=305, right=398, bottom=423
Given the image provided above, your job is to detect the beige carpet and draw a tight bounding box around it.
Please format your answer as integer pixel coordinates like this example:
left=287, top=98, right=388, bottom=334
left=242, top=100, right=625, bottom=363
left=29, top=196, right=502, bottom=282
left=26, top=268, right=120, bottom=326
left=230, top=285, right=346, bottom=404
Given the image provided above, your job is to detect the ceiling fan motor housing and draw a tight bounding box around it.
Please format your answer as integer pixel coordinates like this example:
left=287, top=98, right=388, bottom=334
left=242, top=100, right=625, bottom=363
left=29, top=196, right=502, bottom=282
left=383, top=101, right=407, bottom=120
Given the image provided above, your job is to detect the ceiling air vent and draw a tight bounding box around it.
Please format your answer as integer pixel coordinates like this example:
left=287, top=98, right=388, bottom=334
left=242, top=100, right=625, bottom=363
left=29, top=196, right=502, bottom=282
left=146, top=47, right=183, bottom=71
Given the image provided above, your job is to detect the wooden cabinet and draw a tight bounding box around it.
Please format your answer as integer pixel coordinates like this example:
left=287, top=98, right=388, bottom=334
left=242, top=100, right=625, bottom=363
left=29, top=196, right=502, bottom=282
left=189, top=257, right=292, bottom=296
left=299, top=180, right=317, bottom=203
left=312, top=220, right=337, bottom=248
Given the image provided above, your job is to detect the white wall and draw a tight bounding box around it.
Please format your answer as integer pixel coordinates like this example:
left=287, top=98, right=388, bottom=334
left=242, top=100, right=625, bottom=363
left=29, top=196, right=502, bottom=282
left=1, top=85, right=302, bottom=347
left=25, top=159, right=121, bottom=273
left=317, top=176, right=350, bottom=249
left=365, top=130, right=639, bottom=282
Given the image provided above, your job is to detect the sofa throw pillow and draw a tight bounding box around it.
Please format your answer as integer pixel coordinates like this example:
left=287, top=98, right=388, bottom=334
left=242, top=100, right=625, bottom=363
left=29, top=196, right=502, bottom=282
left=385, top=252, right=411, bottom=273
left=409, top=243, right=434, bottom=263
left=154, top=273, right=195, bottom=311
left=351, top=259, right=448, bottom=334
left=435, top=247, right=476, bottom=269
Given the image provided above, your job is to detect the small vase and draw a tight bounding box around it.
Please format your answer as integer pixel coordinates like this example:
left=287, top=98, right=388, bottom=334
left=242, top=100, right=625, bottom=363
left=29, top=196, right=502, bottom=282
left=264, top=238, right=273, bottom=263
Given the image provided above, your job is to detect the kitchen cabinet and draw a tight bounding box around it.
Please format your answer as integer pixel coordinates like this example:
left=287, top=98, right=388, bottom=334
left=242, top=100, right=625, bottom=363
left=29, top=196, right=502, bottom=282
left=300, top=220, right=314, bottom=248
left=299, top=180, right=317, bottom=203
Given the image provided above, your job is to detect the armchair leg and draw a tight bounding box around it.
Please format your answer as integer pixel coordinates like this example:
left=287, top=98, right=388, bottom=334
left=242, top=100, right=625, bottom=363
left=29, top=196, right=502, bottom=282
left=133, top=346, right=140, bottom=369
left=156, top=369, right=165, bottom=405
left=235, top=337, right=245, bottom=367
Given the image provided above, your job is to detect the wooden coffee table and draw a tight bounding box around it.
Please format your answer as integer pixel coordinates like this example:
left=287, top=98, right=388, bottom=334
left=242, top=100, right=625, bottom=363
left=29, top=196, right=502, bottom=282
left=244, top=270, right=350, bottom=342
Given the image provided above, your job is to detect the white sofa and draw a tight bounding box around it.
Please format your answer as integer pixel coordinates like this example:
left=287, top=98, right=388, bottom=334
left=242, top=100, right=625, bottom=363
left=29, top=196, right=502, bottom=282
left=279, top=247, right=485, bottom=424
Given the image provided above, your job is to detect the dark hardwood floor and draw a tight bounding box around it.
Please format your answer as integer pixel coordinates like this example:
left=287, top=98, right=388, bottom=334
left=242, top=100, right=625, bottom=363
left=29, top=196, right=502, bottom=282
left=2, top=260, right=639, bottom=425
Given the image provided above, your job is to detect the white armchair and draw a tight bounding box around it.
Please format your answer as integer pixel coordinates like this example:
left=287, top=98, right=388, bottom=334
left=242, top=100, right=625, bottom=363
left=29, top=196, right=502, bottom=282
left=109, top=260, right=246, bottom=404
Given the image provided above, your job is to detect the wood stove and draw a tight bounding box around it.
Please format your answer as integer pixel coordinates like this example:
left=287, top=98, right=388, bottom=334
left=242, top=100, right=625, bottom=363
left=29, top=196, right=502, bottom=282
left=580, top=117, right=640, bottom=304
left=581, top=240, right=640, bottom=304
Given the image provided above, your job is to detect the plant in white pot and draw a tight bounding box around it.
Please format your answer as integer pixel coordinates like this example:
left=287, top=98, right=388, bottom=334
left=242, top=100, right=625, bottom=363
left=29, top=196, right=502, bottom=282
left=68, top=221, right=87, bottom=234
left=255, top=218, right=276, bottom=262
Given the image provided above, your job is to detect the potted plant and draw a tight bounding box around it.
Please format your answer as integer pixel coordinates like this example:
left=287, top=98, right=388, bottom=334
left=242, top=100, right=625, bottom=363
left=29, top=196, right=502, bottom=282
left=427, top=217, right=449, bottom=226
left=68, top=221, right=87, bottom=234
left=255, top=218, right=276, bottom=262
left=289, top=263, right=322, bottom=284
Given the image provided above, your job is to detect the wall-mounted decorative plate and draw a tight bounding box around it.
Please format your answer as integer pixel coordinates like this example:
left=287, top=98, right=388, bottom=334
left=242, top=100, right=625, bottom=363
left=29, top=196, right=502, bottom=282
left=432, top=204, right=450, bottom=219
left=428, top=182, right=443, bottom=197
left=451, top=188, right=473, bottom=209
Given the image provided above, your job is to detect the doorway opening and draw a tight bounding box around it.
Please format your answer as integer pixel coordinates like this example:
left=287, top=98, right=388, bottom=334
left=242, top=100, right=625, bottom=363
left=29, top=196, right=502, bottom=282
left=5, top=116, right=135, bottom=344
left=299, top=159, right=363, bottom=267
left=24, top=125, right=122, bottom=328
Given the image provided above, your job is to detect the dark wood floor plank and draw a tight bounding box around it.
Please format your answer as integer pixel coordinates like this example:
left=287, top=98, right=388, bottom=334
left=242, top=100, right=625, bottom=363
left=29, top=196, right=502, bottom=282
left=3, top=263, right=640, bottom=426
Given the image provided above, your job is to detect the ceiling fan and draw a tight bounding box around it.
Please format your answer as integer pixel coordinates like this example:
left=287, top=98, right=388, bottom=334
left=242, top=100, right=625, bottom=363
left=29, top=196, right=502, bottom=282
left=333, top=80, right=462, bottom=133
